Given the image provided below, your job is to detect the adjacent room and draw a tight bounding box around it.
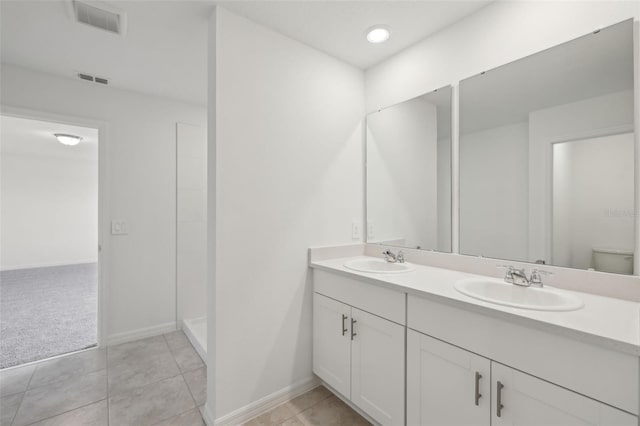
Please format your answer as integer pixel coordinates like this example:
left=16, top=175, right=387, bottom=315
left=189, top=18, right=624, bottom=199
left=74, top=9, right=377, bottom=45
left=0, top=115, right=99, bottom=369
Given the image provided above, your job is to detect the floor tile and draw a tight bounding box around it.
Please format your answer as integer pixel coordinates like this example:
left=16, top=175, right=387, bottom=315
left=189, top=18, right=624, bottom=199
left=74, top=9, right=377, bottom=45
left=0, top=364, right=36, bottom=397
left=108, top=350, right=180, bottom=395
left=108, top=374, right=195, bottom=426
left=107, top=335, right=168, bottom=366
left=30, top=349, right=106, bottom=389
left=164, top=331, right=190, bottom=351
left=243, top=403, right=296, bottom=426
left=284, top=386, right=332, bottom=415
left=28, top=399, right=108, bottom=426
left=183, top=367, right=206, bottom=406
left=0, top=392, right=23, bottom=426
left=296, top=395, right=370, bottom=426
left=154, top=408, right=205, bottom=426
left=12, top=369, right=107, bottom=426
left=280, top=416, right=306, bottom=426
left=171, top=344, right=204, bottom=373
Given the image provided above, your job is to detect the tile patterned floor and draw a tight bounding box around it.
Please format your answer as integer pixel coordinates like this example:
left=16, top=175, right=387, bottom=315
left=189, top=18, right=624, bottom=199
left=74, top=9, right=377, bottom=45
left=0, top=331, right=369, bottom=426
left=241, top=386, right=371, bottom=426
left=0, top=331, right=205, bottom=426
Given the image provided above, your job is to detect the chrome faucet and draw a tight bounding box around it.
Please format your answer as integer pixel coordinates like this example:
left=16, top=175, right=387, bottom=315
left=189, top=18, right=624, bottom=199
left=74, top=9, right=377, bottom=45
left=382, top=249, right=405, bottom=263
left=529, top=269, right=552, bottom=287
left=499, top=265, right=552, bottom=288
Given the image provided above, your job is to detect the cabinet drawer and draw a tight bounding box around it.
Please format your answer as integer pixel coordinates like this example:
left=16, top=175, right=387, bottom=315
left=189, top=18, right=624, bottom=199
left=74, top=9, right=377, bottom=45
left=408, top=295, right=638, bottom=415
left=313, top=269, right=405, bottom=325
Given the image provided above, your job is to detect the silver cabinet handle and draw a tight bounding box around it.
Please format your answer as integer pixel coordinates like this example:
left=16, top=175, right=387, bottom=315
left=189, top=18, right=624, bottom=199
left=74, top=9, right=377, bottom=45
left=341, top=314, right=348, bottom=336
left=351, top=318, right=357, bottom=340
left=474, top=372, right=482, bottom=406
left=496, top=381, right=504, bottom=418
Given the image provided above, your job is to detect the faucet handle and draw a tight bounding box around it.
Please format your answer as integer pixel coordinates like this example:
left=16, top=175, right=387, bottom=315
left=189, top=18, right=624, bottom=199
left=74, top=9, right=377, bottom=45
left=529, top=269, right=552, bottom=286
left=496, top=265, right=515, bottom=281
left=397, top=250, right=405, bottom=263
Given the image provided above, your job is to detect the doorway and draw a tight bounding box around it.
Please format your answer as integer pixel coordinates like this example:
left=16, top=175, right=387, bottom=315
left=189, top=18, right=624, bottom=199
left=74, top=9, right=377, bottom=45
left=551, top=132, right=635, bottom=271
left=0, top=114, right=100, bottom=369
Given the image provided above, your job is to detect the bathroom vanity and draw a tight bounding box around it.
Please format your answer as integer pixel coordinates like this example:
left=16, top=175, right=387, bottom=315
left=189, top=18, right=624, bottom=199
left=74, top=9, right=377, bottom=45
left=310, top=252, right=640, bottom=426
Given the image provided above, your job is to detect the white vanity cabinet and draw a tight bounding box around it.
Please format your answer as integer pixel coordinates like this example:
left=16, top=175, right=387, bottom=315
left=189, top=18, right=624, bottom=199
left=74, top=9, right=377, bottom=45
left=350, top=307, right=404, bottom=425
left=310, top=259, right=639, bottom=426
left=407, top=330, right=491, bottom=426
left=313, top=293, right=351, bottom=397
left=407, top=295, right=638, bottom=426
left=407, top=330, right=636, bottom=426
left=312, top=270, right=405, bottom=426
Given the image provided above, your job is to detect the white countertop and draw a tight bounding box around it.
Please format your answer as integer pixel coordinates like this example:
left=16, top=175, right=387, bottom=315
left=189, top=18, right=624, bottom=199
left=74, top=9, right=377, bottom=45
left=310, top=256, right=640, bottom=356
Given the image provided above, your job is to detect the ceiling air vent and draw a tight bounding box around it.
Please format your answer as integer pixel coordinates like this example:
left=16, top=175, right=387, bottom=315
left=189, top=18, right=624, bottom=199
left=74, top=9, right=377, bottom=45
left=77, top=72, right=109, bottom=85
left=70, top=0, right=127, bottom=36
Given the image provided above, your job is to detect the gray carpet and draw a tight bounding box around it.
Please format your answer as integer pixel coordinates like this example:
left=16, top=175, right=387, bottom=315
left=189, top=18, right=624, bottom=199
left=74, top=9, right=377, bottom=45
left=0, top=263, right=97, bottom=369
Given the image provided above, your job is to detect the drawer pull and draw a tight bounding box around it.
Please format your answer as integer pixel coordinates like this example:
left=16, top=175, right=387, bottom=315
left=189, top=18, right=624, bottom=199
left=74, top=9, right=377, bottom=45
left=497, top=381, right=504, bottom=417
left=474, top=372, right=482, bottom=406
left=351, top=318, right=357, bottom=340
left=341, top=314, right=348, bottom=336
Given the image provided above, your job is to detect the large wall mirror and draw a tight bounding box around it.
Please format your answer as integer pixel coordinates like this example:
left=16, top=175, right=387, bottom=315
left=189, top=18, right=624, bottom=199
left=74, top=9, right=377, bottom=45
left=366, top=86, right=452, bottom=252
left=460, top=19, right=635, bottom=274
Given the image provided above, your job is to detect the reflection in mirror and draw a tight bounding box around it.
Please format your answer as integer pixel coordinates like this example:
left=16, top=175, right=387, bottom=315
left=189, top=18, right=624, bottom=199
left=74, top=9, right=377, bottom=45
left=459, top=19, right=635, bottom=274
left=366, top=86, right=452, bottom=252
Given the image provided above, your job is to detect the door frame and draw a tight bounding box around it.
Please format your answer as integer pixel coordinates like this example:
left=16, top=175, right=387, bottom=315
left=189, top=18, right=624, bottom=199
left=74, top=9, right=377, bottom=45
left=0, top=105, right=110, bottom=348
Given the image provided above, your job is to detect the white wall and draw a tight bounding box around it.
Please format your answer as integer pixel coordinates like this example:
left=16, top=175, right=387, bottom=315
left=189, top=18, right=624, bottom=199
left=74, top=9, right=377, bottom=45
left=1, top=146, right=98, bottom=270
left=366, top=97, right=437, bottom=249
left=177, top=123, right=207, bottom=322
left=0, top=64, right=206, bottom=342
left=365, top=1, right=639, bottom=113
left=553, top=133, right=635, bottom=269
left=459, top=122, right=529, bottom=261
left=209, top=7, right=364, bottom=419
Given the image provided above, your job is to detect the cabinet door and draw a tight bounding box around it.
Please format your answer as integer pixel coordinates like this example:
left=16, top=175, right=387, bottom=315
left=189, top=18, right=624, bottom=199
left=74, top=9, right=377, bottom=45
left=407, top=330, right=490, bottom=426
left=351, top=308, right=405, bottom=426
left=313, top=293, right=351, bottom=397
left=492, top=362, right=637, bottom=426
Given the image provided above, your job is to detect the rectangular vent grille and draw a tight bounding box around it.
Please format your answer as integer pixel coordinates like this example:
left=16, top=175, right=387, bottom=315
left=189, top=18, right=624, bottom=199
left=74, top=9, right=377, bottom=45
left=72, top=1, right=126, bottom=35
left=77, top=72, right=109, bottom=85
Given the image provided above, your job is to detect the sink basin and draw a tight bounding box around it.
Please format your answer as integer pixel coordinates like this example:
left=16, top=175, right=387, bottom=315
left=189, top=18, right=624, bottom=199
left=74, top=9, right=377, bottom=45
left=454, top=278, right=583, bottom=311
left=344, top=258, right=414, bottom=274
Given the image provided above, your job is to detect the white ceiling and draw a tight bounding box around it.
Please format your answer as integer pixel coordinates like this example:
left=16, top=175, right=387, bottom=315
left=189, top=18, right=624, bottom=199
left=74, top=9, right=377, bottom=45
left=218, top=1, right=491, bottom=69
left=0, top=1, right=491, bottom=105
left=0, top=0, right=211, bottom=105
left=1, top=115, right=98, bottom=160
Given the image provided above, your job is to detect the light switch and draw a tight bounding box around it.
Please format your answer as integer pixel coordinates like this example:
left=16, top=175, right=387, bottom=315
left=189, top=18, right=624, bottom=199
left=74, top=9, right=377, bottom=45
left=352, top=222, right=361, bottom=239
left=367, top=221, right=374, bottom=239
left=111, top=220, right=129, bottom=235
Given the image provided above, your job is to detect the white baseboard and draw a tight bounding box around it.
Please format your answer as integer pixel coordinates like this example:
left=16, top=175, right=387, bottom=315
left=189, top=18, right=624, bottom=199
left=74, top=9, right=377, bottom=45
left=0, top=259, right=98, bottom=271
left=201, top=403, right=216, bottom=426
left=213, top=376, right=321, bottom=426
left=106, top=321, right=177, bottom=346
left=182, top=317, right=207, bottom=363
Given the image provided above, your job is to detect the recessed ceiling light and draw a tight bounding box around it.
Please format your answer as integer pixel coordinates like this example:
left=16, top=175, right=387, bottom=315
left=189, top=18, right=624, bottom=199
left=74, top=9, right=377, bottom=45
left=366, top=26, right=391, bottom=44
left=54, top=133, right=83, bottom=146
